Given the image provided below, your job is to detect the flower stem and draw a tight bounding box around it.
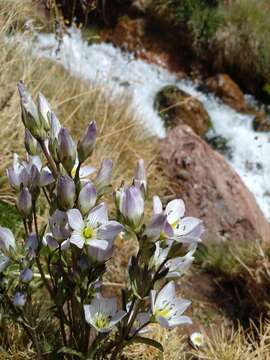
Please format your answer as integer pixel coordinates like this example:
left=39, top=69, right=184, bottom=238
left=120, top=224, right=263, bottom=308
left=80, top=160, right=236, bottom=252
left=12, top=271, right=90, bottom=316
left=40, top=140, right=58, bottom=178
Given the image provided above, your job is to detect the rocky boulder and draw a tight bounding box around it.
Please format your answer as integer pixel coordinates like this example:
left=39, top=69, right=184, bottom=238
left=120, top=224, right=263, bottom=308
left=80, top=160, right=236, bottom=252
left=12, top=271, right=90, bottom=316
left=205, top=74, right=247, bottom=112
left=154, top=85, right=211, bottom=136
left=159, top=125, right=270, bottom=243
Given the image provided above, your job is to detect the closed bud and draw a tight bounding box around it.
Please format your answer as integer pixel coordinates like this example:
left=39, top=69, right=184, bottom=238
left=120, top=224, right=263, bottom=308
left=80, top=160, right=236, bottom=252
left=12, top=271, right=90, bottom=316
left=78, top=182, right=97, bottom=215
left=24, top=129, right=40, bottom=156
left=17, top=187, right=32, bottom=218
left=56, top=175, right=76, bottom=210
left=37, top=93, right=51, bottom=131
left=20, top=268, right=33, bottom=283
left=119, top=186, right=144, bottom=230
left=58, top=128, right=77, bottom=173
left=77, top=121, right=97, bottom=163
left=48, top=111, right=61, bottom=162
left=94, top=159, right=113, bottom=194
left=17, top=82, right=46, bottom=140
left=134, top=159, right=147, bottom=195
left=13, top=292, right=26, bottom=307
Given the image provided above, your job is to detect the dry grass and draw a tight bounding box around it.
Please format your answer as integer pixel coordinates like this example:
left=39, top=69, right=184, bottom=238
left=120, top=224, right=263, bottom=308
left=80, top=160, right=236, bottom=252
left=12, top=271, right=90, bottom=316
left=0, top=0, right=166, bottom=204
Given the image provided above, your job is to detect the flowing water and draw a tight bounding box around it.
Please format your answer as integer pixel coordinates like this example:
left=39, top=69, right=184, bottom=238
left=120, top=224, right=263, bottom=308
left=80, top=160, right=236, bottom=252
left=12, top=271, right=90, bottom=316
left=22, top=27, right=270, bottom=220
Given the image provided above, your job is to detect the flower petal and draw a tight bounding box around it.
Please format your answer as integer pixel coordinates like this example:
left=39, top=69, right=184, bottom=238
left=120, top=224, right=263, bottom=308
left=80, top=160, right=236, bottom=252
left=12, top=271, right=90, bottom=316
left=87, top=202, right=108, bottom=227
left=70, top=232, right=84, bottom=249
left=165, top=199, right=185, bottom=224
left=67, top=209, right=83, bottom=231
left=79, top=165, right=96, bottom=178
left=153, top=196, right=163, bottom=214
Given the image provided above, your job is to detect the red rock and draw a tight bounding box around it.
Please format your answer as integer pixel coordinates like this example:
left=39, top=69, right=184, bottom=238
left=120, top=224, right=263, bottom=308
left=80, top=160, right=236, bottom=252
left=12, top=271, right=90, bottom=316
left=206, top=74, right=247, bottom=112
left=159, top=125, right=270, bottom=243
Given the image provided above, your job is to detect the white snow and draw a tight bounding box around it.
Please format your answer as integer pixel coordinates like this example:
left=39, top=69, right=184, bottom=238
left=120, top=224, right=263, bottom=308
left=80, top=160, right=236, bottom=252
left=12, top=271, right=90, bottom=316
left=19, top=27, right=270, bottom=220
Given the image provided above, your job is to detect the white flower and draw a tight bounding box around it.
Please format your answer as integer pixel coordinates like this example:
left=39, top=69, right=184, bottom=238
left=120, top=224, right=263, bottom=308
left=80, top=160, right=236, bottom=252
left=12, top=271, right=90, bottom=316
left=67, top=203, right=123, bottom=250
left=153, top=196, right=204, bottom=243
left=151, top=281, right=192, bottom=328
left=165, top=247, right=195, bottom=279
left=84, top=295, right=126, bottom=333
left=190, top=332, right=204, bottom=348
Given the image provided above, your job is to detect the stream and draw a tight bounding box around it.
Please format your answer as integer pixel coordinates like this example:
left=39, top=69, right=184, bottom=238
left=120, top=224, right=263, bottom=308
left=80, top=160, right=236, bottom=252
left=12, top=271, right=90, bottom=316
left=21, top=27, right=270, bottom=220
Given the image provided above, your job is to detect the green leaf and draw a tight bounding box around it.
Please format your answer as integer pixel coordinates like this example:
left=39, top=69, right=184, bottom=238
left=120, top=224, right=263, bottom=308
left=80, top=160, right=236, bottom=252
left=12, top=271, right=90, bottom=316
left=131, top=336, right=164, bottom=353
left=57, top=347, right=84, bottom=358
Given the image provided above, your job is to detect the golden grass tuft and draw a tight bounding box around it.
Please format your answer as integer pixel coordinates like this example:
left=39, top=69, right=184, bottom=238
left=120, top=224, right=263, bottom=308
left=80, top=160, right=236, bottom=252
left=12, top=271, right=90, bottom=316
left=0, top=0, right=167, bottom=204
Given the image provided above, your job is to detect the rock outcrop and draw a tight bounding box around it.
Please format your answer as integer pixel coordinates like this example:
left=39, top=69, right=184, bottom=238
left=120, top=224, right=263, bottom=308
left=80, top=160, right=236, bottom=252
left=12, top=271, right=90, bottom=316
left=154, top=86, right=211, bottom=136
left=205, top=74, right=247, bottom=112
left=159, top=125, right=270, bottom=243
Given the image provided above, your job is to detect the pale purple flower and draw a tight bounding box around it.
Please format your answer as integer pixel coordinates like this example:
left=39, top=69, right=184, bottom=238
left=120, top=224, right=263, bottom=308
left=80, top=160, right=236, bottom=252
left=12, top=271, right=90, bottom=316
left=0, top=227, right=15, bottom=251
left=67, top=203, right=123, bottom=250
left=7, top=153, right=53, bottom=190
left=77, top=121, right=97, bottom=163
left=48, top=210, right=71, bottom=241
left=58, top=128, right=77, bottom=172
left=151, top=281, right=192, bottom=328
left=56, top=175, right=76, bottom=210
left=119, top=186, right=144, bottom=229
left=84, top=295, right=126, bottom=333
left=165, top=247, right=195, bottom=279
left=17, top=82, right=45, bottom=139
left=16, top=187, right=32, bottom=218
left=153, top=196, right=204, bottom=243
left=13, top=292, right=26, bottom=307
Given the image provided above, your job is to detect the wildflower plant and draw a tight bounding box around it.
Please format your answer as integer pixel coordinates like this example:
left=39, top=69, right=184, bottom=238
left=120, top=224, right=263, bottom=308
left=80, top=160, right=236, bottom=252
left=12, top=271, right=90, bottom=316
left=0, top=83, right=204, bottom=359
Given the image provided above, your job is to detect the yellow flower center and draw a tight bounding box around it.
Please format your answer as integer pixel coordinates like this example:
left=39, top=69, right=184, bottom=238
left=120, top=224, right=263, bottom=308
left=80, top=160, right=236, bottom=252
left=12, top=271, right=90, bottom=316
left=71, top=166, right=77, bottom=178
left=83, top=226, right=94, bottom=239
left=95, top=313, right=109, bottom=329
left=154, top=306, right=171, bottom=319
left=159, top=231, right=167, bottom=241
left=171, top=220, right=180, bottom=230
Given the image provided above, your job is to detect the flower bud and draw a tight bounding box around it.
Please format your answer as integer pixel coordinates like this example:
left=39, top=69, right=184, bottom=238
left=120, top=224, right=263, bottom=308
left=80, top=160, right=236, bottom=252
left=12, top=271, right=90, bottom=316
left=58, top=128, right=77, bottom=173
left=134, top=159, right=147, bottom=195
left=48, top=111, right=61, bottom=162
left=119, top=186, right=144, bottom=230
left=17, top=187, right=32, bottom=218
left=20, top=268, right=33, bottom=283
left=94, top=159, right=113, bottom=194
left=13, top=292, right=26, bottom=307
left=17, top=82, right=46, bottom=140
left=24, top=129, right=40, bottom=156
left=77, top=121, right=97, bottom=163
left=78, top=182, right=97, bottom=215
left=37, top=92, right=51, bottom=131
left=56, top=175, right=76, bottom=210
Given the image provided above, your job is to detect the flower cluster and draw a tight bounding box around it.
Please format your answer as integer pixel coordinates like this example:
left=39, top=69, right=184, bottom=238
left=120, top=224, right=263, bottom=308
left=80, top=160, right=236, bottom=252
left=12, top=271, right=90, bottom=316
left=0, top=83, right=204, bottom=359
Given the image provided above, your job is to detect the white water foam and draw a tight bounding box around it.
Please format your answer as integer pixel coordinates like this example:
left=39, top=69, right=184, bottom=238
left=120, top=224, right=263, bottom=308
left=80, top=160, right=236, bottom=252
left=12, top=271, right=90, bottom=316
left=21, top=27, right=270, bottom=220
